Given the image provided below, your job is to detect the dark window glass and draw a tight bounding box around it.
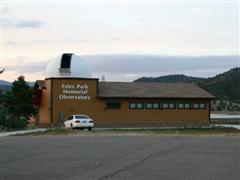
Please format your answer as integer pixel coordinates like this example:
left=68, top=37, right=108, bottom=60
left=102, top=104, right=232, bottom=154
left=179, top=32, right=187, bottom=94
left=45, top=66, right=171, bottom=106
left=106, top=102, right=121, bottom=109
left=75, top=115, right=89, bottom=119
left=61, top=54, right=72, bottom=68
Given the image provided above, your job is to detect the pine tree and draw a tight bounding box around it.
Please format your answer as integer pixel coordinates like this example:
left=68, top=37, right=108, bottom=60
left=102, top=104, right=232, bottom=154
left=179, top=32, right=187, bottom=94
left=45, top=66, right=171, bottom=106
left=0, top=89, right=8, bottom=130
left=5, top=76, right=36, bottom=129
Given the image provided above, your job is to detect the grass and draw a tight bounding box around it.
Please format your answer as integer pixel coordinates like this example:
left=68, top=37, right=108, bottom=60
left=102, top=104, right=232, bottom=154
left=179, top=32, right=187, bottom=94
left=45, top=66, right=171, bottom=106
left=23, top=126, right=240, bottom=136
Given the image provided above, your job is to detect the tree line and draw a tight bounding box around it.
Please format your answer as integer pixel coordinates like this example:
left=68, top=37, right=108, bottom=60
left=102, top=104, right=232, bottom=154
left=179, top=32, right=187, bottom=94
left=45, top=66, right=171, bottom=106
left=0, top=76, right=36, bottom=130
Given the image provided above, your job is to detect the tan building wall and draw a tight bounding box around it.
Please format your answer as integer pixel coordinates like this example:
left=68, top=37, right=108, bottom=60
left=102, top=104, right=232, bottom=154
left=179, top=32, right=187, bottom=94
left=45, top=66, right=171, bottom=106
left=51, top=78, right=98, bottom=126
left=38, top=79, right=51, bottom=127
left=38, top=78, right=210, bottom=127
left=93, top=99, right=210, bottom=127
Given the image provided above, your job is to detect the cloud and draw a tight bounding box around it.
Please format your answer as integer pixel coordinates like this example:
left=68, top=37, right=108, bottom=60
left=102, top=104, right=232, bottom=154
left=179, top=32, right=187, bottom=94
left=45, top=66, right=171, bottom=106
left=31, top=40, right=47, bottom=44
left=62, top=37, right=141, bottom=43
left=1, top=7, right=9, bottom=14
left=5, top=40, right=47, bottom=46
left=5, top=41, right=19, bottom=46
left=3, top=18, right=43, bottom=28
left=83, top=54, right=239, bottom=80
left=6, top=56, right=48, bottom=74
left=191, top=8, right=203, bottom=13
left=5, top=54, right=239, bottom=81
left=62, top=38, right=98, bottom=43
left=25, top=40, right=47, bottom=45
left=171, top=24, right=185, bottom=29
left=7, top=62, right=47, bottom=74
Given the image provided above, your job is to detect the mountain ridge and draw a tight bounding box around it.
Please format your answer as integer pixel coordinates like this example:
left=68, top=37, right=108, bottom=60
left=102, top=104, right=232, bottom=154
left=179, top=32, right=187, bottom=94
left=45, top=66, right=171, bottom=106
left=1, top=67, right=239, bottom=102
left=134, top=67, right=240, bottom=102
left=0, top=80, right=34, bottom=90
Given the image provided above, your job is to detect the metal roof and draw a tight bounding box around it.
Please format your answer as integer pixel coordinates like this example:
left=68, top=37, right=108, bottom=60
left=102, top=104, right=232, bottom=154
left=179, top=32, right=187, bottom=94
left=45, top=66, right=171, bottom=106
left=33, top=80, right=214, bottom=99
left=98, top=82, right=214, bottom=99
left=33, top=80, right=46, bottom=89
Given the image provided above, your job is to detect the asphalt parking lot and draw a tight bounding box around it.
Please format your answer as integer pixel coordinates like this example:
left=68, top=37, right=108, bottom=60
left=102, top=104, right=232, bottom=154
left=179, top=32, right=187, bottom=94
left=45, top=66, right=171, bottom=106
left=0, top=135, right=239, bottom=180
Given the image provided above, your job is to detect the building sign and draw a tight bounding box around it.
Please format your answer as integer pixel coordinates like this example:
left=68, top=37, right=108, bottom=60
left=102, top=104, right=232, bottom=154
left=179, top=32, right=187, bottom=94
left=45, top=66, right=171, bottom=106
left=59, top=83, right=91, bottom=101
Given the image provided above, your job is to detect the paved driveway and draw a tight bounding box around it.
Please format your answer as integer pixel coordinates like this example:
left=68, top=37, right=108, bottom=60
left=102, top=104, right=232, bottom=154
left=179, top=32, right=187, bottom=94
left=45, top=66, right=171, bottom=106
left=0, top=135, right=239, bottom=180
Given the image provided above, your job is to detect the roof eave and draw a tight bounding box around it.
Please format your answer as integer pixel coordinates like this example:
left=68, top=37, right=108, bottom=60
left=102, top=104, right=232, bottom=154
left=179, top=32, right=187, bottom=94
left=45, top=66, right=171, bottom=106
left=97, top=96, right=215, bottom=100
left=33, top=80, right=46, bottom=89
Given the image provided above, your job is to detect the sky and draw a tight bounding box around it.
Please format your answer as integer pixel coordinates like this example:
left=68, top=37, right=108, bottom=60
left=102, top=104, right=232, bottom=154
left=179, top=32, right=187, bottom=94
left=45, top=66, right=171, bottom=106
left=0, top=0, right=239, bottom=82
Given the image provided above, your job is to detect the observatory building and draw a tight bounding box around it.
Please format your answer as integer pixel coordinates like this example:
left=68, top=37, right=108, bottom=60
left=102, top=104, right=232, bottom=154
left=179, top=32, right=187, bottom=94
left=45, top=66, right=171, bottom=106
left=33, top=53, right=214, bottom=127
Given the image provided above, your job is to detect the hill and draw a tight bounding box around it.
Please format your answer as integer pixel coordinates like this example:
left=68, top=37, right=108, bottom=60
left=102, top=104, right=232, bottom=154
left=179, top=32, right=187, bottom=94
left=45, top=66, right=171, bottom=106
left=0, top=80, right=34, bottom=91
left=1, top=68, right=239, bottom=102
left=135, top=74, right=206, bottom=84
left=200, top=68, right=240, bottom=102
left=134, top=67, right=240, bottom=102
left=0, top=80, right=12, bottom=91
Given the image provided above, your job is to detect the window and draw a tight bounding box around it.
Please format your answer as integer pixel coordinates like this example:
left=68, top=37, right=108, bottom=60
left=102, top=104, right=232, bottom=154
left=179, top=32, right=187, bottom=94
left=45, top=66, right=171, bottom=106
left=163, top=103, right=169, bottom=109
left=169, top=103, right=175, bottom=109
left=153, top=103, right=160, bottom=109
left=129, top=102, right=144, bottom=109
left=106, top=102, right=121, bottom=109
left=146, top=103, right=153, bottom=109
left=193, top=103, right=200, bottom=109
left=178, top=103, right=184, bottom=109
left=129, top=103, right=136, bottom=109
left=75, top=115, right=89, bottom=119
left=192, top=102, right=206, bottom=109
left=136, top=103, right=144, bottom=109
left=178, top=102, right=191, bottom=109
left=61, top=54, right=72, bottom=68
left=59, top=53, right=72, bottom=73
left=199, top=103, right=206, bottom=109
left=185, top=103, right=190, bottom=108
left=146, top=102, right=160, bottom=109
left=162, top=102, right=176, bottom=109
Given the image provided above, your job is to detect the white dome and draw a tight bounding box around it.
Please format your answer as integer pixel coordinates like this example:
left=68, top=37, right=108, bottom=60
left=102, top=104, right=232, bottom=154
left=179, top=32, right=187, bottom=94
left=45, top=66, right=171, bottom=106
left=44, top=54, right=92, bottom=78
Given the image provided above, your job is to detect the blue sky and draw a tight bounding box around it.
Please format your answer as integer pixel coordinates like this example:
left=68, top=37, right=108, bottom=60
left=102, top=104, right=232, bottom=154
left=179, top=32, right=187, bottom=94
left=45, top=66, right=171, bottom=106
left=0, top=0, right=239, bottom=81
